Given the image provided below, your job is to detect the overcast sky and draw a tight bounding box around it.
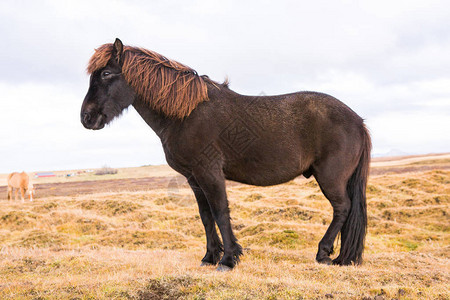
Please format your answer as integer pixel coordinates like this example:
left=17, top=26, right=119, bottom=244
left=0, top=0, right=449, bottom=173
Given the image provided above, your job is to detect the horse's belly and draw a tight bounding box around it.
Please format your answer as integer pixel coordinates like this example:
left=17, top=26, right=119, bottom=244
left=223, top=158, right=304, bottom=186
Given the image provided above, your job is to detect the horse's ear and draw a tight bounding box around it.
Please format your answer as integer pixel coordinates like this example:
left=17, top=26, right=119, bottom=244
left=113, top=38, right=123, bottom=64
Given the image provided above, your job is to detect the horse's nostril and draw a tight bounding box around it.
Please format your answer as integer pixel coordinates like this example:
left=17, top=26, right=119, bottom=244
left=83, top=112, right=91, bottom=123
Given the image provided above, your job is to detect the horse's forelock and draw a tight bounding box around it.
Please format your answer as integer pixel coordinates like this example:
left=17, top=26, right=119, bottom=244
left=87, top=44, right=114, bottom=74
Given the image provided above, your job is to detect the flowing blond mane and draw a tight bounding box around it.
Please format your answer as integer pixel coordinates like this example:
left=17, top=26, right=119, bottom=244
left=87, top=43, right=209, bottom=119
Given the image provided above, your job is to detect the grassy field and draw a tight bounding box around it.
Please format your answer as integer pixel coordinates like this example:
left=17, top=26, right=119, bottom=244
left=0, top=155, right=449, bottom=299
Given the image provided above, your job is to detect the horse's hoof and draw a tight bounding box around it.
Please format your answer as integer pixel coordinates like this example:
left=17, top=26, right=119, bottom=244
left=200, top=261, right=214, bottom=267
left=332, top=258, right=353, bottom=266
left=216, top=264, right=232, bottom=272
left=317, top=257, right=333, bottom=265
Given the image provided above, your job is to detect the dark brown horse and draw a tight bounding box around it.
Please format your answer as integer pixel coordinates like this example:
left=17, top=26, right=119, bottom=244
left=81, top=39, right=371, bottom=271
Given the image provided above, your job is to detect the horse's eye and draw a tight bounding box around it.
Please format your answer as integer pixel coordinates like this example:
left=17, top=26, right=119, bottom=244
left=101, top=71, right=111, bottom=79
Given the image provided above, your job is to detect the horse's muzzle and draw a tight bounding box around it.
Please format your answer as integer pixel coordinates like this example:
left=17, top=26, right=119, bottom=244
left=81, top=111, right=105, bottom=130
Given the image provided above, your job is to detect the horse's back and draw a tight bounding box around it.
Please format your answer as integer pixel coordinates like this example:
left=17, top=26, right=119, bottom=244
left=8, top=172, right=29, bottom=188
left=211, top=91, right=364, bottom=185
left=237, top=91, right=365, bottom=157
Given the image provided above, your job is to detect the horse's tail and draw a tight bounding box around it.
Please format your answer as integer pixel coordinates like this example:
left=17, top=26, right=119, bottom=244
left=334, top=124, right=371, bottom=265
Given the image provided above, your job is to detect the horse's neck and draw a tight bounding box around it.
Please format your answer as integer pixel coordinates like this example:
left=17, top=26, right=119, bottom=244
left=131, top=83, right=228, bottom=140
left=132, top=98, right=177, bottom=139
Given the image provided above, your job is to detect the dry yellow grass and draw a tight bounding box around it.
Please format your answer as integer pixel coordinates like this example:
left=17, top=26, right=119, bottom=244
left=0, top=156, right=449, bottom=299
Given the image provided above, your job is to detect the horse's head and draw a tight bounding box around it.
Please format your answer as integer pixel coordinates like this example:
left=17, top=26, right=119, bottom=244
left=81, top=38, right=136, bottom=130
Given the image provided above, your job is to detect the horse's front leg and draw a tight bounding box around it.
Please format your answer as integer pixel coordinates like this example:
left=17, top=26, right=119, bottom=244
left=187, top=177, right=223, bottom=266
left=20, top=187, right=26, bottom=202
left=192, top=168, right=242, bottom=271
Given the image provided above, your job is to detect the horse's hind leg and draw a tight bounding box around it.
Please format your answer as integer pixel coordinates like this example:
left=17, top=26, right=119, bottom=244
left=313, top=156, right=356, bottom=264
left=187, top=177, right=223, bottom=265
left=7, top=186, right=12, bottom=200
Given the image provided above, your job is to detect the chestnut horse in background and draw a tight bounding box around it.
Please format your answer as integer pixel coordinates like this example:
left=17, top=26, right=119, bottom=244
left=7, top=172, right=35, bottom=201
